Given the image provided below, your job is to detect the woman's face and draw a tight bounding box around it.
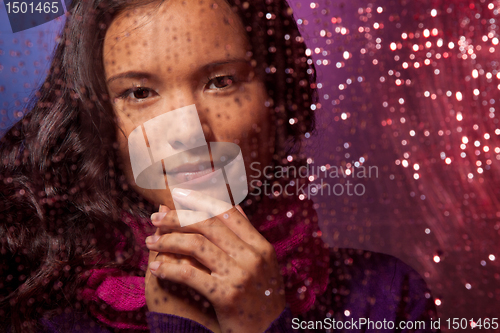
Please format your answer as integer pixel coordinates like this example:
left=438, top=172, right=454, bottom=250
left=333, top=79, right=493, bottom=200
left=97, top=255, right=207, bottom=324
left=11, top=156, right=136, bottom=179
left=103, top=0, right=273, bottom=209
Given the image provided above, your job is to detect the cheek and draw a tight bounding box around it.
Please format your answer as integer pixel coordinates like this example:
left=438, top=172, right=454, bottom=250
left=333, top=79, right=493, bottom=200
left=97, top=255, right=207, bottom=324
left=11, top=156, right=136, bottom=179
left=116, top=128, right=134, bottom=182
left=116, top=124, right=176, bottom=207
left=232, top=109, right=273, bottom=167
left=115, top=114, right=138, bottom=181
left=209, top=85, right=270, bottom=138
left=213, top=106, right=271, bottom=152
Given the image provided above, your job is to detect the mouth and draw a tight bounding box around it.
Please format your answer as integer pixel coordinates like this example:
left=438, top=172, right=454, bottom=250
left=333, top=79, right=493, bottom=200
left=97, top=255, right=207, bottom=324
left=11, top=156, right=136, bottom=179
left=161, top=143, right=241, bottom=187
left=165, top=161, right=214, bottom=185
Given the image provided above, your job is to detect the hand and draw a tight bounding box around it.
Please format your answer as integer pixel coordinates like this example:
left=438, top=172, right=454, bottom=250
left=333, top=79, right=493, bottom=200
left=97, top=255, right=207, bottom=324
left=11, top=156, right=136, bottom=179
left=145, top=206, right=220, bottom=332
left=145, top=188, right=286, bottom=333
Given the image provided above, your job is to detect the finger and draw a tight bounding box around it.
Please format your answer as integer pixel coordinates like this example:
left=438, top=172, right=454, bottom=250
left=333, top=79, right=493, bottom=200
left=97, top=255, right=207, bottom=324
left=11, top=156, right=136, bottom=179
left=152, top=199, right=250, bottom=241
left=171, top=188, right=233, bottom=217
left=235, top=204, right=248, bottom=219
left=155, top=252, right=212, bottom=275
left=149, top=261, right=219, bottom=302
left=150, top=209, right=269, bottom=262
left=146, top=232, right=235, bottom=275
left=153, top=190, right=273, bottom=260
left=146, top=226, right=210, bottom=269
left=152, top=206, right=211, bottom=233
left=170, top=188, right=269, bottom=248
left=151, top=209, right=210, bottom=232
left=150, top=204, right=174, bottom=227
left=214, top=206, right=268, bottom=248
left=150, top=209, right=268, bottom=264
left=158, top=189, right=247, bottom=228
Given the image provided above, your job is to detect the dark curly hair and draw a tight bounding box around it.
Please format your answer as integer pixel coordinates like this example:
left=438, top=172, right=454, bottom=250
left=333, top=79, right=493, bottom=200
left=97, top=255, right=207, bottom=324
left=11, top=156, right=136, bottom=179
left=0, top=0, right=317, bottom=331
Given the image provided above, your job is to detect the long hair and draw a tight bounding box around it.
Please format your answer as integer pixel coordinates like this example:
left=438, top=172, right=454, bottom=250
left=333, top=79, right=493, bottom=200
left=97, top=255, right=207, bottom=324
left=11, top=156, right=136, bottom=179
left=0, top=0, right=317, bottom=331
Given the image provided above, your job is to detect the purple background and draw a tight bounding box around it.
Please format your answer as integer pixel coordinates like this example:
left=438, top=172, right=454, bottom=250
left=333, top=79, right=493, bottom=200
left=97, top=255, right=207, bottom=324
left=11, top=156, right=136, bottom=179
left=1, top=0, right=498, bottom=329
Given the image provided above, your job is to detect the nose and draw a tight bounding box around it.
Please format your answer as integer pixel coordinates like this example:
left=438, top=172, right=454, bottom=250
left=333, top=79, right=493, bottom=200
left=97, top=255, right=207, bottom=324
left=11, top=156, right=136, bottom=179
left=165, top=104, right=206, bottom=151
left=163, top=87, right=214, bottom=150
left=143, top=103, right=208, bottom=162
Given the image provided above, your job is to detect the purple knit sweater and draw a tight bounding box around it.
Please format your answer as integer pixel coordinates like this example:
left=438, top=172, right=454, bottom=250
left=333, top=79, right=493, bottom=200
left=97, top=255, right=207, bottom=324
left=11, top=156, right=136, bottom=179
left=39, top=248, right=439, bottom=332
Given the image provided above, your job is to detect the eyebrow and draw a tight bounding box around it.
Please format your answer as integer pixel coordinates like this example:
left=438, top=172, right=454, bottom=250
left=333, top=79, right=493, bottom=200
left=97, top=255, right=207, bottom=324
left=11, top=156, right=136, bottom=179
left=106, top=58, right=249, bottom=85
left=106, top=72, right=156, bottom=85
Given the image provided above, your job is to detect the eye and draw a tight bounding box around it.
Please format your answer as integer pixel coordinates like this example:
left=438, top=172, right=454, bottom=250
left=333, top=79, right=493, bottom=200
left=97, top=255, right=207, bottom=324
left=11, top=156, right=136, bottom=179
left=131, top=88, right=152, bottom=99
left=206, top=75, right=235, bottom=90
left=117, top=87, right=157, bottom=102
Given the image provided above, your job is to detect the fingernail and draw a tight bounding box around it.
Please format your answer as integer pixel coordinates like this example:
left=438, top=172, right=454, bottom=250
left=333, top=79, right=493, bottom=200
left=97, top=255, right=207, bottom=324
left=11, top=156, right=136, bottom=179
left=151, top=212, right=167, bottom=222
left=146, top=235, right=160, bottom=243
left=172, top=188, right=191, bottom=197
left=149, top=261, right=161, bottom=271
left=159, top=204, right=169, bottom=213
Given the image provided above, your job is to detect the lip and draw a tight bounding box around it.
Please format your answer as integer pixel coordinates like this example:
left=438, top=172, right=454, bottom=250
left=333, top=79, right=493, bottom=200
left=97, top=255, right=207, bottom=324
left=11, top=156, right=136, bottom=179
left=167, top=161, right=213, bottom=174
left=165, top=161, right=214, bottom=185
left=163, top=147, right=239, bottom=186
left=167, top=167, right=214, bottom=184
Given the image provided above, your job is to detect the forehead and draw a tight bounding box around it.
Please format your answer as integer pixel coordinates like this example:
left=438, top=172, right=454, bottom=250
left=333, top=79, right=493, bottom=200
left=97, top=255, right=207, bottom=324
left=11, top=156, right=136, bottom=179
left=103, top=0, right=249, bottom=77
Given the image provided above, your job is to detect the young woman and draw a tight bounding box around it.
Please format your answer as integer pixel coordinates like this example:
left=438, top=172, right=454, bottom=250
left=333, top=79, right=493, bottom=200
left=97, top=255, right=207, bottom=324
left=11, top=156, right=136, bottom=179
left=0, top=0, right=437, bottom=332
